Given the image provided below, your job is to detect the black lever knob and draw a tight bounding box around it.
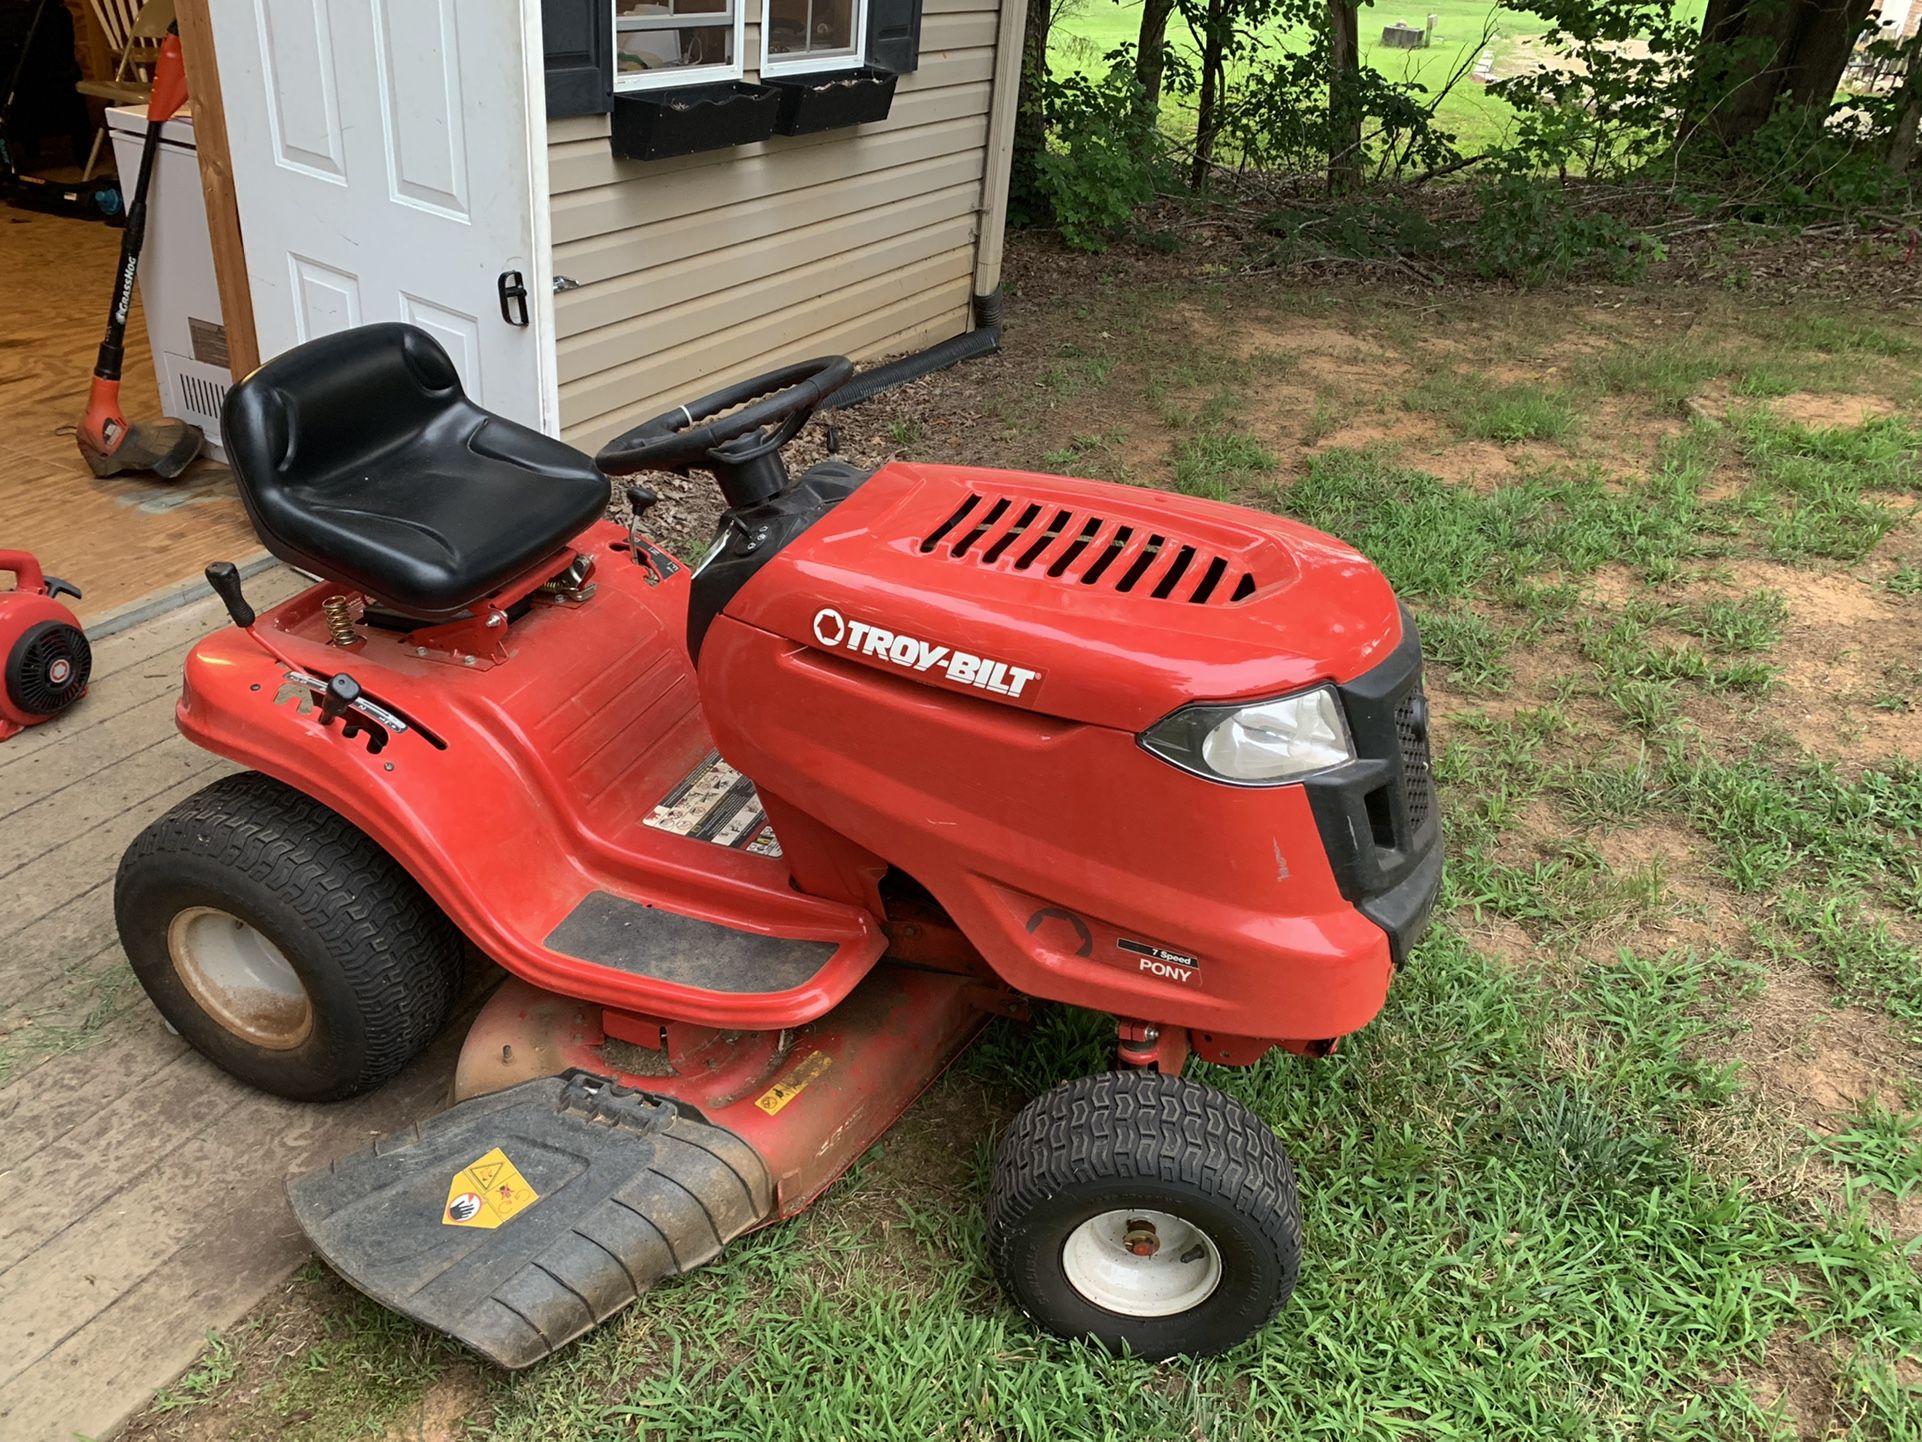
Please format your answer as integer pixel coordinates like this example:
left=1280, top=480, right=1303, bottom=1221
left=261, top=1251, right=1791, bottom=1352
left=623, top=485, right=659, bottom=523
left=319, top=672, right=361, bottom=727
left=205, top=561, right=255, bottom=628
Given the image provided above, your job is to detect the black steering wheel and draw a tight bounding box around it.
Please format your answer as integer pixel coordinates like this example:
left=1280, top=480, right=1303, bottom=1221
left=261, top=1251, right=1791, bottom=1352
left=595, top=356, right=855, bottom=477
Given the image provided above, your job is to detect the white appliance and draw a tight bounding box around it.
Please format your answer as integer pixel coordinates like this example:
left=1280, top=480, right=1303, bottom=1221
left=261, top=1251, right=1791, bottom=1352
left=105, top=104, right=231, bottom=462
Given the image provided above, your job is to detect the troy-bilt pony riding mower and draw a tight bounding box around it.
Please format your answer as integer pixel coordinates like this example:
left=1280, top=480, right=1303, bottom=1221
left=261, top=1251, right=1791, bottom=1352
left=115, top=323, right=1440, bottom=1366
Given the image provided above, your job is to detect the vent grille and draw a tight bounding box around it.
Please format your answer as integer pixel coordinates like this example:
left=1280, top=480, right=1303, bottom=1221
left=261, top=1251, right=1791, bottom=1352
left=177, top=369, right=229, bottom=429
left=919, top=492, right=1257, bottom=605
left=1394, top=686, right=1434, bottom=834
left=6, top=621, right=91, bottom=718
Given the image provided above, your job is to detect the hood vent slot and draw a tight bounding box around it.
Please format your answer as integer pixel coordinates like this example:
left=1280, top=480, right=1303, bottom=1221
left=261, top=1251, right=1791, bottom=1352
left=919, top=491, right=1256, bottom=605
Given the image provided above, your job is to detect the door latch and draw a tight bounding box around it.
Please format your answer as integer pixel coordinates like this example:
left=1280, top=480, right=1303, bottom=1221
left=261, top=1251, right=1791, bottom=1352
left=497, top=270, right=529, bottom=327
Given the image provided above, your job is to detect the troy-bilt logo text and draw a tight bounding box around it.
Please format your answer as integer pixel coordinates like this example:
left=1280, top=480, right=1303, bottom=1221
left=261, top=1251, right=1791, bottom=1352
left=812, top=607, right=1041, bottom=701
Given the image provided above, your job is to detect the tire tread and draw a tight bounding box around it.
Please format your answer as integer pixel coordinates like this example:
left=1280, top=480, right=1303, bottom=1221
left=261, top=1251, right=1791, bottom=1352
left=116, top=771, right=462, bottom=1096
left=985, top=1068, right=1301, bottom=1353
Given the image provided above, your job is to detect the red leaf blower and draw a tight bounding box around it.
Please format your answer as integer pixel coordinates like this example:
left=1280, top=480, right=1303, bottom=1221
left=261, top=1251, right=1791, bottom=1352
left=0, top=551, right=89, bottom=742
left=75, top=22, right=203, bottom=480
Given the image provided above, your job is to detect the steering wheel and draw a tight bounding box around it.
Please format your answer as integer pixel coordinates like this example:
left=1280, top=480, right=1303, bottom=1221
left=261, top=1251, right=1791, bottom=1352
left=595, top=356, right=855, bottom=477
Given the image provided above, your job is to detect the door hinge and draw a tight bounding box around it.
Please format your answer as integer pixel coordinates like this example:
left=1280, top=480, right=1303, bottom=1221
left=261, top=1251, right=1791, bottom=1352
left=497, top=270, right=529, bottom=327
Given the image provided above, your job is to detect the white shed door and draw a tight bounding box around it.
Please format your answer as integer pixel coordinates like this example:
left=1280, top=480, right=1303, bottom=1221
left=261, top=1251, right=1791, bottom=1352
left=211, top=0, right=553, bottom=430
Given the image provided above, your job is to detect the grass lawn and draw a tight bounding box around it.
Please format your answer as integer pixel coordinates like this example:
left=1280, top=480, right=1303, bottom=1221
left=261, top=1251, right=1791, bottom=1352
left=122, top=247, right=1922, bottom=1441
left=1049, top=0, right=1709, bottom=157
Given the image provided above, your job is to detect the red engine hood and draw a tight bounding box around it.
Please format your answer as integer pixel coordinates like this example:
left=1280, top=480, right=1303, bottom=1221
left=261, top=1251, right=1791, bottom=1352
left=727, top=462, right=1404, bottom=731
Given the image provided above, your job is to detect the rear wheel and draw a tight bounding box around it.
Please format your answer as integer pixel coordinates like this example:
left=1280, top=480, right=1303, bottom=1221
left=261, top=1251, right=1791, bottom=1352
left=115, top=771, right=464, bottom=1101
left=985, top=1068, right=1300, bottom=1359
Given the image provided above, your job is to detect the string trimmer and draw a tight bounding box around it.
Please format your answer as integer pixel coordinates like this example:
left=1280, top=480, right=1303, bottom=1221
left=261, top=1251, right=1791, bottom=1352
left=75, top=21, right=202, bottom=479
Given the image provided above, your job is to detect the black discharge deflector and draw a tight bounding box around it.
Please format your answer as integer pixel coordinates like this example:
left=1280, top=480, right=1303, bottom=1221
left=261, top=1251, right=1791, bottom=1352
left=287, top=1073, right=774, bottom=1368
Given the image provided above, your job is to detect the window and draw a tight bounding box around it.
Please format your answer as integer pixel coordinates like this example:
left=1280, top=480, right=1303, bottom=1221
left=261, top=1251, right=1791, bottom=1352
left=760, top=0, right=866, bottom=76
left=612, top=0, right=744, bottom=91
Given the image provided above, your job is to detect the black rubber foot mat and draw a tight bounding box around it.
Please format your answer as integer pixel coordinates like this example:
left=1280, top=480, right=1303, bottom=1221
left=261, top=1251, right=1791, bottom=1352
left=288, top=1074, right=774, bottom=1368
left=544, top=890, right=835, bottom=992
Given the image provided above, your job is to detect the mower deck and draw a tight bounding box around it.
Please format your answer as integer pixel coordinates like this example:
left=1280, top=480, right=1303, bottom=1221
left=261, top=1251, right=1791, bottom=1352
left=291, top=963, right=996, bottom=1365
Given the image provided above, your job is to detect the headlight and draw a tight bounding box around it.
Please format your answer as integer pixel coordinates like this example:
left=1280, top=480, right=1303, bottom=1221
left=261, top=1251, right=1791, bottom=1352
left=1141, top=686, right=1355, bottom=785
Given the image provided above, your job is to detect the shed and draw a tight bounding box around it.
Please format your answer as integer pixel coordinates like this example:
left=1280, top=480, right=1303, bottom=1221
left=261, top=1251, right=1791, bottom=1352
left=180, top=0, right=1028, bottom=451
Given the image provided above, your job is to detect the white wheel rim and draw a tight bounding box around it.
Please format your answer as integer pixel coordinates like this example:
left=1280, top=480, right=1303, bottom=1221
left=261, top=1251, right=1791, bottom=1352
left=167, top=906, right=314, bottom=1050
left=1060, top=1208, right=1223, bottom=1317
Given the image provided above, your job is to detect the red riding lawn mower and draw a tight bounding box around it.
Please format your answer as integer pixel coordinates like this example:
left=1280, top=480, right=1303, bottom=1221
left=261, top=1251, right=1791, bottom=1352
left=115, top=323, right=1441, bottom=1365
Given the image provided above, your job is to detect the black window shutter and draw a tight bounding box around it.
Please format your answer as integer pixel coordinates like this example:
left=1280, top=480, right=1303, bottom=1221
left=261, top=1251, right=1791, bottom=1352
left=542, top=0, right=611, bottom=117
left=866, top=0, right=924, bottom=73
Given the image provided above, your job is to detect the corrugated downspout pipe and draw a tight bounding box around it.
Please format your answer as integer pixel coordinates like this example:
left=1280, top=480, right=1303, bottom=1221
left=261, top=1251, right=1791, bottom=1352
left=823, top=287, right=1004, bottom=411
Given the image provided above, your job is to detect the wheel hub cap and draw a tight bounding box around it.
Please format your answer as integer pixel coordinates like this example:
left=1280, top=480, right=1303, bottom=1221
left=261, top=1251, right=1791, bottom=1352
left=1061, top=1207, right=1223, bottom=1317
left=167, top=906, right=313, bottom=1049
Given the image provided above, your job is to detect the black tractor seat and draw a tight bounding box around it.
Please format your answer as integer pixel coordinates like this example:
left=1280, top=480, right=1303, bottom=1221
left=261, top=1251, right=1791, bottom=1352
left=222, top=323, right=609, bottom=620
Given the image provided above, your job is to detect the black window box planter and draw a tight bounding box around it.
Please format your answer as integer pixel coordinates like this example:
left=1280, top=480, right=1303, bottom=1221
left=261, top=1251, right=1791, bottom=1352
left=766, top=67, right=898, bottom=136
left=611, top=82, right=779, bottom=161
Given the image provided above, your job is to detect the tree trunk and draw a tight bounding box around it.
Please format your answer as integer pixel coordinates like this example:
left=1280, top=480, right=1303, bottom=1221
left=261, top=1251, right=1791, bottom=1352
left=1890, top=37, right=1922, bottom=173
left=1686, top=0, right=1875, bottom=145
left=1010, top=0, right=1054, bottom=222
left=1327, top=0, right=1362, bottom=193
left=1133, top=0, right=1178, bottom=144
left=1188, top=0, right=1228, bottom=190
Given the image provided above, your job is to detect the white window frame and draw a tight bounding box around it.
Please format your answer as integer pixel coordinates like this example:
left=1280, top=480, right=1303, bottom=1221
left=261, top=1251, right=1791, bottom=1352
left=758, top=0, right=867, bottom=77
left=612, top=0, right=747, bottom=92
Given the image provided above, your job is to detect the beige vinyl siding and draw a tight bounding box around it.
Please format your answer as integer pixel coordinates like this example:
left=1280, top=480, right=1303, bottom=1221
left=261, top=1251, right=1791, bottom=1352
left=549, top=0, right=1009, bottom=451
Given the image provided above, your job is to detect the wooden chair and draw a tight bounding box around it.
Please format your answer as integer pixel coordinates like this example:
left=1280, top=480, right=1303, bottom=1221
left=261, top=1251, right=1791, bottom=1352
left=75, top=0, right=176, bottom=180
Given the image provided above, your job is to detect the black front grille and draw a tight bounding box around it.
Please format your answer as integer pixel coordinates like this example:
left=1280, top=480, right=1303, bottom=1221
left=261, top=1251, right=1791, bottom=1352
left=1302, top=610, right=1443, bottom=965
left=1394, top=687, right=1434, bottom=835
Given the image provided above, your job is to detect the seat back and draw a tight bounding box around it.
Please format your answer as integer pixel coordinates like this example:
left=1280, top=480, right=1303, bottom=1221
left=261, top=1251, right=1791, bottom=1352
left=224, top=323, right=469, bottom=507
left=219, top=323, right=611, bottom=620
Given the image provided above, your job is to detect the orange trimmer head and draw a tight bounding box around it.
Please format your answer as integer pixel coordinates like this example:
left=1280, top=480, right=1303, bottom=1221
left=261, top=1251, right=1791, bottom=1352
left=77, top=377, right=202, bottom=478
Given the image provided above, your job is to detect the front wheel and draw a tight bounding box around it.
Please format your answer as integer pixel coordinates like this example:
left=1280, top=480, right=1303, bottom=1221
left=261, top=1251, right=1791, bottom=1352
left=985, top=1069, right=1301, bottom=1360
left=115, top=771, right=465, bottom=1102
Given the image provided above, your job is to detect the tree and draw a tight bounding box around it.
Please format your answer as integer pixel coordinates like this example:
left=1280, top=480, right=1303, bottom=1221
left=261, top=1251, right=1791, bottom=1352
left=1326, top=0, right=1363, bottom=191
left=1685, top=0, right=1876, bottom=144
left=1883, top=31, right=1922, bottom=172
left=1134, top=0, right=1180, bottom=137
left=1188, top=0, right=1233, bottom=186
left=1010, top=0, right=1060, bottom=221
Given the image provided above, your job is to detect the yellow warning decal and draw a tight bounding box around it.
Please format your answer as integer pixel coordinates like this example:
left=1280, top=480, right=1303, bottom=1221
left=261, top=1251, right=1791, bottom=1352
left=755, top=1051, right=833, bottom=1115
left=443, top=1146, right=540, bottom=1229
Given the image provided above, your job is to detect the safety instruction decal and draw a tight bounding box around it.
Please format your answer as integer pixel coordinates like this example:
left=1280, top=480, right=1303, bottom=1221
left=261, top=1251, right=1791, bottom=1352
left=645, top=751, right=782, bottom=857
left=443, top=1146, right=540, bottom=1229
left=755, top=1051, right=833, bottom=1115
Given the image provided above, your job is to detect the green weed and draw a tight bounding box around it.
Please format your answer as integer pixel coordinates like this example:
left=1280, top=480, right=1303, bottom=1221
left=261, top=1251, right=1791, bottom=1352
left=1169, top=428, right=1276, bottom=500
left=1678, top=589, right=1788, bottom=653
left=147, top=1330, right=242, bottom=1414
left=1407, top=372, right=1577, bottom=444
left=1731, top=412, right=1920, bottom=565
left=1817, top=1104, right=1922, bottom=1198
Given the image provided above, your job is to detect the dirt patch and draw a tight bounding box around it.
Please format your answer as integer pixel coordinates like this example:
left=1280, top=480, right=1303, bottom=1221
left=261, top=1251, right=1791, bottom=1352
left=1419, top=437, right=1520, bottom=490
left=1729, top=968, right=1916, bottom=1127
left=1175, top=309, right=1377, bottom=364
left=1460, top=914, right=1539, bottom=968
left=1299, top=406, right=1434, bottom=453
left=1741, top=1333, right=1840, bottom=1441
left=1585, top=564, right=1641, bottom=609
left=1720, top=559, right=1922, bottom=762
left=381, top=1366, right=488, bottom=1442
left=1769, top=392, right=1900, bottom=429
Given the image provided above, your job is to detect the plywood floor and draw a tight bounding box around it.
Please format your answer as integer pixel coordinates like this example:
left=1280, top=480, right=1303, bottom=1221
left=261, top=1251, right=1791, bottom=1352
left=0, top=571, right=474, bottom=1441
left=0, top=205, right=260, bottom=624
